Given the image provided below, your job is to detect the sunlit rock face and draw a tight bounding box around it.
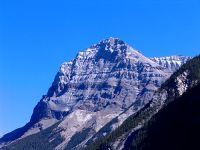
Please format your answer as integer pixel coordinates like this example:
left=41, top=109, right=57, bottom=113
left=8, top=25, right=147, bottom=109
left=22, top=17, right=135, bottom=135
left=27, top=38, right=171, bottom=149
left=150, top=55, right=191, bottom=72
left=1, top=38, right=189, bottom=149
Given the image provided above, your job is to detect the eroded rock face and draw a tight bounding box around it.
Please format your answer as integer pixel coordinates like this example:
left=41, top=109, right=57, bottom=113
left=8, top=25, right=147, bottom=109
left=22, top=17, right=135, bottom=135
left=1, top=38, right=187, bottom=149
left=150, top=56, right=191, bottom=72
left=31, top=38, right=170, bottom=123
left=28, top=38, right=172, bottom=149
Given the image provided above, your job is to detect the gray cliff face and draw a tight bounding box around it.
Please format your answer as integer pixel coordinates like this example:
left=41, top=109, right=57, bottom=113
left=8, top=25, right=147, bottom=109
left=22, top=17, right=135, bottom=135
left=27, top=38, right=171, bottom=149
left=150, top=55, right=191, bottom=72
left=31, top=38, right=170, bottom=123
left=1, top=38, right=188, bottom=149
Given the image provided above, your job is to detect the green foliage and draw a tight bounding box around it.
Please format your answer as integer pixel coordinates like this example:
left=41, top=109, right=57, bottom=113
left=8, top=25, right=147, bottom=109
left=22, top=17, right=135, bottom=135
left=130, top=83, right=200, bottom=150
left=65, top=128, right=95, bottom=150
left=83, top=102, right=156, bottom=150
left=162, top=55, right=200, bottom=104
left=163, top=55, right=200, bottom=88
left=2, top=122, right=64, bottom=150
left=86, top=118, right=118, bottom=145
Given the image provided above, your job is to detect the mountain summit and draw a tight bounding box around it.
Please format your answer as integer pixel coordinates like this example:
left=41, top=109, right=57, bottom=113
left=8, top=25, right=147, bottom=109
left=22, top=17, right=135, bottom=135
left=0, top=38, right=190, bottom=150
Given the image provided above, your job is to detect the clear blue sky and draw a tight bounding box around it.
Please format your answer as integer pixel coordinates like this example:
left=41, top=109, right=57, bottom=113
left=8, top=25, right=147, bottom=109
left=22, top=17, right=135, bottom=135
left=0, top=0, right=200, bottom=137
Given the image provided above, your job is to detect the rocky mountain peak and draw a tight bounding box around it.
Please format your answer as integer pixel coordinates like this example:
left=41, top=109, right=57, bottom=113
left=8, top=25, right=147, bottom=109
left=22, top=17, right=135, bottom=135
left=91, top=37, right=125, bottom=49
left=50, top=38, right=163, bottom=99
left=0, top=38, right=189, bottom=150
left=74, top=37, right=143, bottom=63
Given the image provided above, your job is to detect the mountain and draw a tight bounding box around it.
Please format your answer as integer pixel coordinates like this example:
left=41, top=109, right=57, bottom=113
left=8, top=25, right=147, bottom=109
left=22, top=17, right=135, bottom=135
left=0, top=38, right=189, bottom=150
left=150, top=55, right=191, bottom=72
left=84, top=55, right=200, bottom=150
